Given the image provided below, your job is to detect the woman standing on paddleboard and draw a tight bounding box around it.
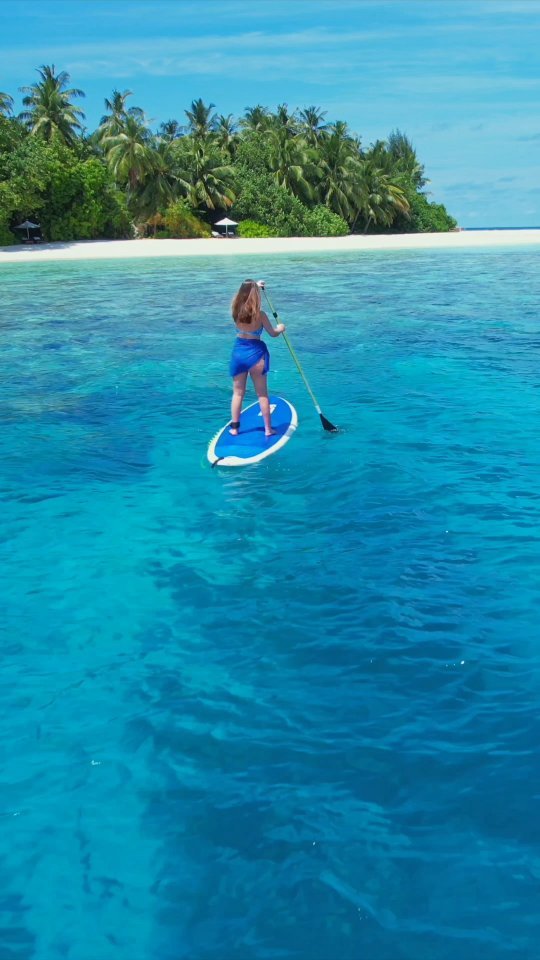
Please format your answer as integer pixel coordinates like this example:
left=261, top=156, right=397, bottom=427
left=229, top=279, right=285, bottom=436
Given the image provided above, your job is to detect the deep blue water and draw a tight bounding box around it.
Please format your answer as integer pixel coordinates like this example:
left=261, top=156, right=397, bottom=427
left=1, top=248, right=540, bottom=960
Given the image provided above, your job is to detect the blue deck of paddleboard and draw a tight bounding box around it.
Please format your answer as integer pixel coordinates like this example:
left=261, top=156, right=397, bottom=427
left=208, top=395, right=297, bottom=466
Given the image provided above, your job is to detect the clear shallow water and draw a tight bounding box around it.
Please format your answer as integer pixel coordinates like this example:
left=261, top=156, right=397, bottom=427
left=1, top=248, right=540, bottom=960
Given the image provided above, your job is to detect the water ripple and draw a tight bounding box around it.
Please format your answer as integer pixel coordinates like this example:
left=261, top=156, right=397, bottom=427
left=1, top=249, right=540, bottom=959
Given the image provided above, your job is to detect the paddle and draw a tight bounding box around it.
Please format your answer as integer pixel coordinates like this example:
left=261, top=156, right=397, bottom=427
left=261, top=285, right=339, bottom=433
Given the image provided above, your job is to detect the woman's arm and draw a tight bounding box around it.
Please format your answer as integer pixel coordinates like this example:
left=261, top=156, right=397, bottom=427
left=260, top=310, right=285, bottom=338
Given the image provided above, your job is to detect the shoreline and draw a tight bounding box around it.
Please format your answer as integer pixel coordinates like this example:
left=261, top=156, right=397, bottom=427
left=1, top=230, right=540, bottom=265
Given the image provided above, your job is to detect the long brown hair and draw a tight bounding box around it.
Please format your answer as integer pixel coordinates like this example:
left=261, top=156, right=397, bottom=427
left=231, top=279, right=261, bottom=326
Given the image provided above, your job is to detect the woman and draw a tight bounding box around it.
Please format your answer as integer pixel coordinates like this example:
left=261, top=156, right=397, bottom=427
left=229, top=279, right=285, bottom=436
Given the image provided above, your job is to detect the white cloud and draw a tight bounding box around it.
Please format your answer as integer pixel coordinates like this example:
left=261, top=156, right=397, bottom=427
left=0, top=26, right=407, bottom=66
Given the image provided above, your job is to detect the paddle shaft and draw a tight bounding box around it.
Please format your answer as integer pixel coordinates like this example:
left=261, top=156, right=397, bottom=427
left=262, top=288, right=338, bottom=432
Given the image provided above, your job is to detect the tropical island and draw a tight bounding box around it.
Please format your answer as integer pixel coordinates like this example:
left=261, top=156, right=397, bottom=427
left=0, top=64, right=457, bottom=246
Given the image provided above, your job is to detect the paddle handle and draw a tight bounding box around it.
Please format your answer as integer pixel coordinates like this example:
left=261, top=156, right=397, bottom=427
left=263, top=290, right=322, bottom=412
left=262, top=286, right=338, bottom=433
left=281, top=332, right=322, bottom=414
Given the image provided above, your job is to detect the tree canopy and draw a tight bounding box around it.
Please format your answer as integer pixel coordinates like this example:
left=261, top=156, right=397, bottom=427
left=0, top=65, right=457, bottom=244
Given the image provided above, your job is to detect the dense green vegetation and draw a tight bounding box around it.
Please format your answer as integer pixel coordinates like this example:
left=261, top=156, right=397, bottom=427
left=0, top=66, right=457, bottom=244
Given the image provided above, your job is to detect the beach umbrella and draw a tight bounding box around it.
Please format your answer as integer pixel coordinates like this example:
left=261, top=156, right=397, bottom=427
left=15, top=220, right=40, bottom=241
left=214, top=216, right=238, bottom=237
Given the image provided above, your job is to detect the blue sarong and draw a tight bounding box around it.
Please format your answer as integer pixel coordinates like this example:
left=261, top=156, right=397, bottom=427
left=229, top=337, right=270, bottom=377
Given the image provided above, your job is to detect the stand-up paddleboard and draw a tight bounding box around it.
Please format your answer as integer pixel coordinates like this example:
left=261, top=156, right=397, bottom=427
left=208, top=395, right=298, bottom=467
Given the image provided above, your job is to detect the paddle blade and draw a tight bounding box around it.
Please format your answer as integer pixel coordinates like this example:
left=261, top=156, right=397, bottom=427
left=320, top=413, right=339, bottom=433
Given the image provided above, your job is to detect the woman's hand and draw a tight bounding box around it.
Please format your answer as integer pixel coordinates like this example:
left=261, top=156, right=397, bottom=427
left=277, top=323, right=286, bottom=334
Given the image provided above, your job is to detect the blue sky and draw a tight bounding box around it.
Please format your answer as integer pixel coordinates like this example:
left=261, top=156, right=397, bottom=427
left=2, top=0, right=539, bottom=226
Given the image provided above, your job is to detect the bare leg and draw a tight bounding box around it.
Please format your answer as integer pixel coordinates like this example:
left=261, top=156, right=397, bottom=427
left=250, top=359, right=275, bottom=436
left=230, top=372, right=247, bottom=434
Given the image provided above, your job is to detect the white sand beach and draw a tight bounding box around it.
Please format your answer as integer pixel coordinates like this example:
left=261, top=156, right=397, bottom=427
left=1, top=230, right=540, bottom=265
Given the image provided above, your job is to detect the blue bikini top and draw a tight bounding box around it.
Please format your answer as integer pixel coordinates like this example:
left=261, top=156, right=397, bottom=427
left=236, top=325, right=263, bottom=338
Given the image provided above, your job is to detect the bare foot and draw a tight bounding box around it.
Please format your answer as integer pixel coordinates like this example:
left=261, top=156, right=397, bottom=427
left=265, top=429, right=277, bottom=437
left=229, top=427, right=239, bottom=436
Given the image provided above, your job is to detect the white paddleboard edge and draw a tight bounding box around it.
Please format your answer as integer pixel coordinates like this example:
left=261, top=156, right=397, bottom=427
left=208, top=398, right=298, bottom=467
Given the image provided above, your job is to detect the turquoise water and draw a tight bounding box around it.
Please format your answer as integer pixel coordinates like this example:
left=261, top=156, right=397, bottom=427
left=1, top=248, right=540, bottom=960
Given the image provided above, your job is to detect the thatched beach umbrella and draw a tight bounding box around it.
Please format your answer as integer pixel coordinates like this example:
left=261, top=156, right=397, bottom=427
left=15, top=220, right=40, bottom=241
left=214, top=216, right=238, bottom=238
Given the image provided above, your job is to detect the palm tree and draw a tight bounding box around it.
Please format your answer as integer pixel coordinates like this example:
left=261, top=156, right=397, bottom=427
left=327, top=120, right=352, bottom=141
left=95, top=89, right=145, bottom=146
left=101, top=89, right=133, bottom=125
left=178, top=139, right=235, bottom=211
left=298, top=106, right=328, bottom=146
left=0, top=92, right=14, bottom=116
left=19, top=64, right=85, bottom=144
left=267, top=128, right=314, bottom=202
left=239, top=105, right=271, bottom=133
left=269, top=103, right=299, bottom=138
left=362, top=137, right=425, bottom=202
left=102, top=114, right=154, bottom=191
left=184, top=98, right=217, bottom=140
left=159, top=119, right=182, bottom=141
left=364, top=139, right=389, bottom=168
left=387, top=129, right=427, bottom=189
left=351, top=160, right=409, bottom=233
left=316, top=124, right=360, bottom=221
left=135, top=139, right=183, bottom=220
left=215, top=114, right=238, bottom=156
